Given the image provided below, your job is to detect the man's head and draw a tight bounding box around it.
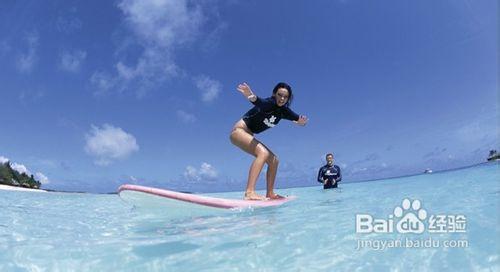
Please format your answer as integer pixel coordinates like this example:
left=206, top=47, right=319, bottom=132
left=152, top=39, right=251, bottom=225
left=326, top=153, right=334, bottom=166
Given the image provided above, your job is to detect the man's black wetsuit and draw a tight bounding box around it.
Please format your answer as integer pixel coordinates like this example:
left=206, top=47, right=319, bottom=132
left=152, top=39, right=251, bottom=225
left=242, top=96, right=299, bottom=134
left=317, top=164, right=342, bottom=189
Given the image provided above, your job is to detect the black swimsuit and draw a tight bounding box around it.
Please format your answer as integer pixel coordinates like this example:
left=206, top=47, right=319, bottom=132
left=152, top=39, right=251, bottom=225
left=317, top=164, right=342, bottom=189
left=242, top=96, right=299, bottom=134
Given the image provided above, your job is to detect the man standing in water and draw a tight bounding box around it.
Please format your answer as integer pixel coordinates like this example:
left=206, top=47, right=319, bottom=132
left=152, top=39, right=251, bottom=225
left=317, top=153, right=342, bottom=189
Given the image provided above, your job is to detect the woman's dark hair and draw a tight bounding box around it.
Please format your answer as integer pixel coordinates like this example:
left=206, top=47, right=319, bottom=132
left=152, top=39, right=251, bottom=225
left=272, top=82, right=293, bottom=107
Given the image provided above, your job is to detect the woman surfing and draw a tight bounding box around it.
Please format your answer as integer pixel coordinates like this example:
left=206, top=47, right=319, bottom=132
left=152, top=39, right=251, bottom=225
left=230, top=82, right=308, bottom=200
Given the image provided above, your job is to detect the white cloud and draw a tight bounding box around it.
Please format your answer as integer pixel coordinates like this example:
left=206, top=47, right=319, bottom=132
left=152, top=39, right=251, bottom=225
left=11, top=162, right=30, bottom=175
left=90, top=71, right=116, bottom=94
left=177, top=110, right=196, bottom=123
left=35, top=172, right=50, bottom=184
left=59, top=50, right=87, bottom=72
left=200, top=163, right=218, bottom=179
left=85, top=124, right=139, bottom=166
left=184, top=166, right=198, bottom=181
left=16, top=32, right=39, bottom=73
left=119, top=0, right=204, bottom=48
left=56, top=15, right=82, bottom=34
left=184, top=162, right=218, bottom=181
left=0, top=156, right=9, bottom=164
left=92, top=0, right=206, bottom=96
left=116, top=62, right=136, bottom=80
left=200, top=21, right=228, bottom=53
left=194, top=75, right=221, bottom=102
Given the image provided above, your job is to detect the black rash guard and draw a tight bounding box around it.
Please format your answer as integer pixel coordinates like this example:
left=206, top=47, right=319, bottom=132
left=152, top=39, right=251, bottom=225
left=317, top=164, right=342, bottom=189
left=242, top=96, right=300, bottom=134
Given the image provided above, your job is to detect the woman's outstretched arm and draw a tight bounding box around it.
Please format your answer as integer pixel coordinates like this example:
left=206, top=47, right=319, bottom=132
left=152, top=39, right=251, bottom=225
left=294, top=115, right=308, bottom=126
left=237, top=82, right=257, bottom=102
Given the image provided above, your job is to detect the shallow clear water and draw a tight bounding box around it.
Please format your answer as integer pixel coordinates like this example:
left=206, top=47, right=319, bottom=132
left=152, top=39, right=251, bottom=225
left=0, top=162, right=498, bottom=271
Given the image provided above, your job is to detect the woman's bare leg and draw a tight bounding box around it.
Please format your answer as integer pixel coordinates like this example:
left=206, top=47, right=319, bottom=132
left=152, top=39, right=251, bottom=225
left=245, top=140, right=283, bottom=199
left=265, top=155, right=284, bottom=199
left=246, top=147, right=269, bottom=199
left=230, top=122, right=272, bottom=200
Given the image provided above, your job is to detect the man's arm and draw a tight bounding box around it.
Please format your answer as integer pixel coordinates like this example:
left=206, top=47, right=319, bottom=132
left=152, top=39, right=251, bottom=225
left=317, top=166, right=325, bottom=183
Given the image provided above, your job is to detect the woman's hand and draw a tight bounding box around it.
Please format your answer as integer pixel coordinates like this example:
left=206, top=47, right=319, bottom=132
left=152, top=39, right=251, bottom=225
left=296, top=115, right=308, bottom=126
left=237, top=82, right=254, bottom=98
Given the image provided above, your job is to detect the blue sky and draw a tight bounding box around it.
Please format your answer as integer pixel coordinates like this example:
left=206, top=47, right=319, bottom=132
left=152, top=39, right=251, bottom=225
left=0, top=0, right=497, bottom=193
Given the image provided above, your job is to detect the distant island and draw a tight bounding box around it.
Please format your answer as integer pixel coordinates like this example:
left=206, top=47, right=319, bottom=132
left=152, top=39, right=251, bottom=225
left=0, top=161, right=41, bottom=189
left=487, top=150, right=500, bottom=161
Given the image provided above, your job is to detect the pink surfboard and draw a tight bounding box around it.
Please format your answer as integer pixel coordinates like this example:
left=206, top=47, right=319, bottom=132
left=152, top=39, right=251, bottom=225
left=118, top=184, right=296, bottom=210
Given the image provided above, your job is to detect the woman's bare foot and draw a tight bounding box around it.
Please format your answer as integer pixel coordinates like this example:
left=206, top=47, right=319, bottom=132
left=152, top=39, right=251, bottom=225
left=266, top=193, right=285, bottom=200
left=244, top=191, right=267, bottom=200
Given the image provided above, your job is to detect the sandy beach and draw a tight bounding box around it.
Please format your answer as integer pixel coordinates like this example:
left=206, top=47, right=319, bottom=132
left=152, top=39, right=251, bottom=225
left=0, top=184, right=47, bottom=192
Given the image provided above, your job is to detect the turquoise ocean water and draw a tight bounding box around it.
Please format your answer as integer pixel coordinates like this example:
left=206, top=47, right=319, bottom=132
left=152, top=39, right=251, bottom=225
left=0, top=162, right=498, bottom=271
